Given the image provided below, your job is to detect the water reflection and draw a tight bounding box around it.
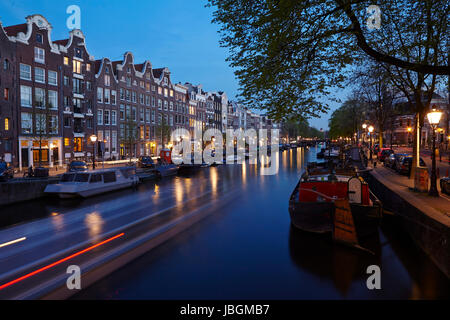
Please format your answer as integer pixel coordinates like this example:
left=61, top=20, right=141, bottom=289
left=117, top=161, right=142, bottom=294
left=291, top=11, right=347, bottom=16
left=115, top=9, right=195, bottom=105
left=85, top=212, right=104, bottom=238
left=289, top=226, right=381, bottom=297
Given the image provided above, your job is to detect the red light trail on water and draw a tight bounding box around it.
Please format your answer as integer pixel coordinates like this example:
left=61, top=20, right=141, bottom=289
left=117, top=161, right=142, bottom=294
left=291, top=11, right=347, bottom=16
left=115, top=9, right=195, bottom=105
left=0, top=233, right=125, bottom=291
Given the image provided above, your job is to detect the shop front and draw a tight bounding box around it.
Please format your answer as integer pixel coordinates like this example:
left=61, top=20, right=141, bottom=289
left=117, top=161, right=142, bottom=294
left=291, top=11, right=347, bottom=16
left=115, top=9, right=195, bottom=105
left=18, top=137, right=63, bottom=171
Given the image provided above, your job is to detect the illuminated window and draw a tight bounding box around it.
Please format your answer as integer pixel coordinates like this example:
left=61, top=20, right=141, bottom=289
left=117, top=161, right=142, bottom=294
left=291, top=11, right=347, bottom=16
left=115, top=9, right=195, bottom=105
left=73, top=138, right=83, bottom=152
left=64, top=138, right=70, bottom=146
left=4, top=118, right=9, bottom=131
left=64, top=57, right=69, bottom=65
left=73, top=60, right=82, bottom=74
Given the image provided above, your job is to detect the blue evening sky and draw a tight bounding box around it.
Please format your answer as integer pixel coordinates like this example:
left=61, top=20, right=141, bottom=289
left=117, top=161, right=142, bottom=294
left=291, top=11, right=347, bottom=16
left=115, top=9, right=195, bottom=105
left=0, top=0, right=341, bottom=129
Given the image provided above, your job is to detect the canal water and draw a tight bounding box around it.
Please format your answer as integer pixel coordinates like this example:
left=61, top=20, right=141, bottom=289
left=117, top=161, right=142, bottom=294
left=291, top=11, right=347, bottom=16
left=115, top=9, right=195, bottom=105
left=1, top=147, right=449, bottom=299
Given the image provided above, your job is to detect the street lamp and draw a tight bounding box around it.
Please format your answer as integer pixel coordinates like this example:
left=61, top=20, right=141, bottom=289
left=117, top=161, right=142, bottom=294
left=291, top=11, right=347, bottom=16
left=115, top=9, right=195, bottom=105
left=407, top=127, right=412, bottom=147
left=427, top=108, right=443, bottom=197
left=90, top=135, right=97, bottom=170
left=368, top=125, right=374, bottom=162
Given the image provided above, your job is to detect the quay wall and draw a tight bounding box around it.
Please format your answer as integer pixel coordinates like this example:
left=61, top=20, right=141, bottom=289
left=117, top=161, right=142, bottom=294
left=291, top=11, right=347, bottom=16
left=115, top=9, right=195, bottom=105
left=0, top=178, right=58, bottom=207
left=366, top=172, right=450, bottom=278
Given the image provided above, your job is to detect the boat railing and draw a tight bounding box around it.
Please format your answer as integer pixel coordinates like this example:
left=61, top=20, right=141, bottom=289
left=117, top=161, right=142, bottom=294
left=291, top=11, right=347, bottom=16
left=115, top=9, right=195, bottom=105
left=298, top=188, right=346, bottom=202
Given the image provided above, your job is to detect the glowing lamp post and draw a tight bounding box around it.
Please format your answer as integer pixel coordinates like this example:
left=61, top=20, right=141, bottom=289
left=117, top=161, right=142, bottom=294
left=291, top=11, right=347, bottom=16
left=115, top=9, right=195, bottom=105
left=368, top=125, right=374, bottom=162
left=90, top=135, right=97, bottom=170
left=427, top=108, right=442, bottom=197
left=407, top=127, right=412, bottom=147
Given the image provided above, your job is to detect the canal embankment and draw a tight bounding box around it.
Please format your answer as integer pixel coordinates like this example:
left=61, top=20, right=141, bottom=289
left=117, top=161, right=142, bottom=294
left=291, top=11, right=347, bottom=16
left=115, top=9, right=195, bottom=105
left=0, top=177, right=59, bottom=207
left=366, top=166, right=450, bottom=278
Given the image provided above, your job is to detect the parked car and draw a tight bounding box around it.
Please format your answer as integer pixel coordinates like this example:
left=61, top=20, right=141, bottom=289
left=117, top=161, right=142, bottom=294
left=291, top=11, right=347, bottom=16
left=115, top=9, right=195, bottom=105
left=68, top=161, right=88, bottom=172
left=392, top=153, right=409, bottom=171
left=440, top=177, right=450, bottom=195
left=378, top=148, right=394, bottom=162
left=138, top=156, right=155, bottom=168
left=385, top=153, right=406, bottom=170
left=397, top=156, right=426, bottom=175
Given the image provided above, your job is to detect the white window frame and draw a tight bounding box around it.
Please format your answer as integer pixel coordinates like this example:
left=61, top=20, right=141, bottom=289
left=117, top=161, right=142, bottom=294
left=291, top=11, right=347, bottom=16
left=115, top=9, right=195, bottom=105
left=34, top=47, right=45, bottom=64
left=20, top=64, right=31, bottom=80
left=48, top=70, right=58, bottom=86
left=35, top=67, right=46, bottom=83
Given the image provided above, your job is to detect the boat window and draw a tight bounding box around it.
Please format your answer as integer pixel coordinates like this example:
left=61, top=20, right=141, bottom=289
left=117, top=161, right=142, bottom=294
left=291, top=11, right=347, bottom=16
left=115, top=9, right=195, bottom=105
left=90, top=173, right=103, bottom=183
left=74, top=173, right=90, bottom=182
left=120, top=168, right=135, bottom=178
left=61, top=173, right=75, bottom=182
left=103, top=171, right=117, bottom=183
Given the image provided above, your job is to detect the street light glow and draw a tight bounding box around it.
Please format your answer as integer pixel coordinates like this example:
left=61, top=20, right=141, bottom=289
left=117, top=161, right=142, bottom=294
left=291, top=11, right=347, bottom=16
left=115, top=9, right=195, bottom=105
left=368, top=126, right=374, bottom=133
left=90, top=135, right=98, bottom=143
left=426, top=108, right=442, bottom=126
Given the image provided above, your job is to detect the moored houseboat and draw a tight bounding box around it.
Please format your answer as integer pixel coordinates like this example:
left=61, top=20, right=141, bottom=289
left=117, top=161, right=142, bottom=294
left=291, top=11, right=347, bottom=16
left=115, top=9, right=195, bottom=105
left=44, top=167, right=139, bottom=199
left=288, top=165, right=382, bottom=241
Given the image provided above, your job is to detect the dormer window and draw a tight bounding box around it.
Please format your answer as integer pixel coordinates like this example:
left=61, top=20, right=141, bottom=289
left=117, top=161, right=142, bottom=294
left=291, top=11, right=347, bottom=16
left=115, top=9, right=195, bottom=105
left=105, top=67, right=109, bottom=74
left=36, top=33, right=43, bottom=44
left=75, top=48, right=82, bottom=59
left=127, top=67, right=131, bottom=73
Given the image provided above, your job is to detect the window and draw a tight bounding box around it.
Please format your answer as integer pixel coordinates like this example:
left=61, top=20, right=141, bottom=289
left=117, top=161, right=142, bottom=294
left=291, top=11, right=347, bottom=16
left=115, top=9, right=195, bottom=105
left=132, top=91, right=137, bottom=103
left=146, top=83, right=150, bottom=92
left=35, top=88, right=45, bottom=108
left=3, top=59, right=9, bottom=70
left=112, top=131, right=117, bottom=152
left=145, top=108, right=150, bottom=123
left=90, top=174, right=103, bottom=184
left=86, top=81, right=92, bottom=91
left=21, top=112, right=33, bottom=134
left=164, top=100, right=168, bottom=111
left=20, top=64, right=31, bottom=80
left=104, top=131, right=110, bottom=153
left=4, top=118, right=9, bottom=131
left=49, top=115, right=58, bottom=134
left=126, top=90, right=130, bottom=101
left=64, top=57, right=69, bottom=65
left=48, top=90, right=58, bottom=109
left=164, top=88, right=168, bottom=97
left=36, top=33, right=43, bottom=43
left=86, top=64, right=91, bottom=72
left=64, top=117, right=71, bottom=127
left=73, top=138, right=83, bottom=152
left=158, top=99, right=162, bottom=110
left=111, top=110, right=117, bottom=126
left=34, top=47, right=45, bottom=63
left=97, top=87, right=103, bottom=103
left=64, top=76, right=70, bottom=86
left=120, top=89, right=125, bottom=100
left=120, top=105, right=125, bottom=120
left=132, top=107, right=137, bottom=121
left=73, top=60, right=82, bottom=74
left=48, top=70, right=57, bottom=86
left=140, top=107, right=144, bottom=122
left=169, top=101, right=173, bottom=111
left=158, top=86, right=162, bottom=95
left=169, top=115, right=173, bottom=126
left=152, top=85, right=156, bottom=92
left=64, top=138, right=70, bottom=146
left=151, top=110, right=155, bottom=123
left=35, top=67, right=45, bottom=83
left=145, top=95, right=150, bottom=106
left=152, top=96, right=156, bottom=107
left=140, top=94, right=144, bottom=105
left=105, top=75, right=110, bottom=86
left=73, top=78, right=83, bottom=94
left=98, top=109, right=103, bottom=125
left=126, top=76, right=131, bottom=86
left=104, top=89, right=110, bottom=104
left=4, top=88, right=9, bottom=101
left=111, top=90, right=116, bottom=105
left=170, top=90, right=174, bottom=97
left=104, top=110, right=110, bottom=125
left=87, top=117, right=93, bottom=129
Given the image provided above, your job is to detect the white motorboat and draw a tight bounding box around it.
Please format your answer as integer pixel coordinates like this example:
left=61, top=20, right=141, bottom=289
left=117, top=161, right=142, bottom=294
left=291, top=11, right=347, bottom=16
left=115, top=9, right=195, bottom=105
left=44, top=167, right=140, bottom=199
